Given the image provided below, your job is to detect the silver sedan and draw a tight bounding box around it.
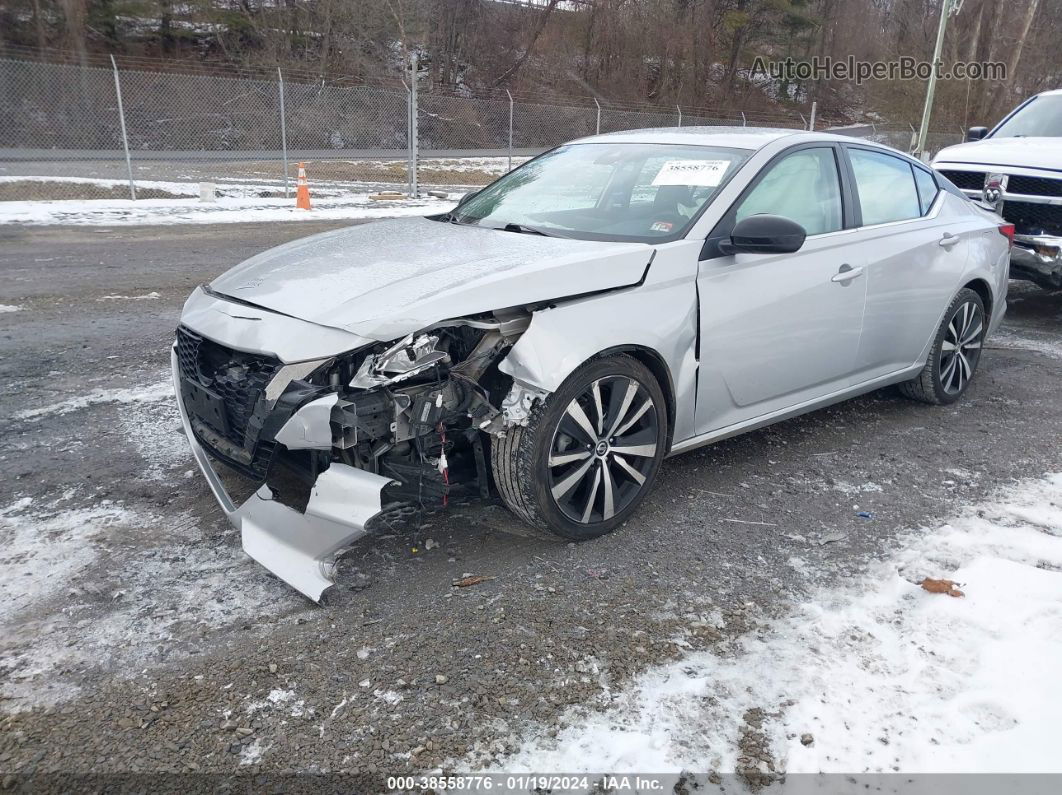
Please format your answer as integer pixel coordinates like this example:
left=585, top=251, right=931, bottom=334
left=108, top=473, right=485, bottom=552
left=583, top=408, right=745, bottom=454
left=174, top=128, right=1012, bottom=600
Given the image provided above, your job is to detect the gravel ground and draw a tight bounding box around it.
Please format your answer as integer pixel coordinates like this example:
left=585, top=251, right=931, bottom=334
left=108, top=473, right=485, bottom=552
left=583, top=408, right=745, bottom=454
left=1, top=222, right=1061, bottom=790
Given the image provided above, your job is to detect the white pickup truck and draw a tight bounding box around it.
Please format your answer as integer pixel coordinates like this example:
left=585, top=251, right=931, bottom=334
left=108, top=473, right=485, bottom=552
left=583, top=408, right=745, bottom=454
left=933, top=89, right=1062, bottom=289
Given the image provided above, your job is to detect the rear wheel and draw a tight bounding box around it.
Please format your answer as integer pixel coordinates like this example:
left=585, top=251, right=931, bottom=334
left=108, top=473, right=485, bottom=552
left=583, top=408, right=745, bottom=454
left=491, top=355, right=667, bottom=540
left=900, top=287, right=985, bottom=405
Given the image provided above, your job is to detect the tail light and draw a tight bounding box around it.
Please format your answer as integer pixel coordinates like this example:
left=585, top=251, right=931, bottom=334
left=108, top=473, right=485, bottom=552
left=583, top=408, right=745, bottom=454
left=998, top=223, right=1015, bottom=247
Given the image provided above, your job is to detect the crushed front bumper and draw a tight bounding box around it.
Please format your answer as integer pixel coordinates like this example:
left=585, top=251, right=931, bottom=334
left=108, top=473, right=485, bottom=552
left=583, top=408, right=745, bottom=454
left=171, top=348, right=394, bottom=602
left=1011, top=234, right=1062, bottom=289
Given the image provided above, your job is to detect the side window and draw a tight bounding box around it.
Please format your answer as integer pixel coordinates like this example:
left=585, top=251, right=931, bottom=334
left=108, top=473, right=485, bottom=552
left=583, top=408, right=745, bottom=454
left=733, top=148, right=843, bottom=236
left=913, top=167, right=939, bottom=215
left=849, top=149, right=922, bottom=225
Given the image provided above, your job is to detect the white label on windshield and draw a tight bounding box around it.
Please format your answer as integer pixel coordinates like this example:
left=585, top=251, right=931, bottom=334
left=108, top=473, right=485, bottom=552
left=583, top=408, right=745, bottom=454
left=651, top=159, right=731, bottom=187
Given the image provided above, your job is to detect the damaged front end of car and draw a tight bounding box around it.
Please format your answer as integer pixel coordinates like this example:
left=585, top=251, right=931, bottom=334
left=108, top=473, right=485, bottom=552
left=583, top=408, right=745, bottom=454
left=173, top=293, right=538, bottom=602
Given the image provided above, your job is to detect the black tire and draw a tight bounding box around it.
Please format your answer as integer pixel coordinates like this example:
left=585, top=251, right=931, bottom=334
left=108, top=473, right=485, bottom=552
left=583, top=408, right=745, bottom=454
left=491, top=355, right=668, bottom=541
left=899, top=287, right=986, bottom=405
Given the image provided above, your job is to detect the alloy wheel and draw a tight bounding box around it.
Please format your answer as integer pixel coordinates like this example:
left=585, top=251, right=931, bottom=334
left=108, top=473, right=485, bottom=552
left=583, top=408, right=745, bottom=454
left=939, top=300, right=983, bottom=395
left=547, top=376, right=660, bottom=524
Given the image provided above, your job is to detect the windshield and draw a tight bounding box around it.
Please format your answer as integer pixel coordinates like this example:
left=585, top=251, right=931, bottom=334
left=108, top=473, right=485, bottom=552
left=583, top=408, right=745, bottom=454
left=448, top=142, right=751, bottom=242
left=991, top=94, right=1062, bottom=138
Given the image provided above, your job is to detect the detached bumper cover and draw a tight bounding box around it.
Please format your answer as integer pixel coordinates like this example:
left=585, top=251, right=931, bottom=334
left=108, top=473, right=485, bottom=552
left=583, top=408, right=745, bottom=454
left=172, top=349, right=394, bottom=602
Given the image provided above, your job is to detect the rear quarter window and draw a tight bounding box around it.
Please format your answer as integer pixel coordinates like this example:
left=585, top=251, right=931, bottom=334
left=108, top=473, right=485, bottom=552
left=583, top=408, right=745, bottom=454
left=912, top=167, right=940, bottom=214
left=935, top=172, right=971, bottom=200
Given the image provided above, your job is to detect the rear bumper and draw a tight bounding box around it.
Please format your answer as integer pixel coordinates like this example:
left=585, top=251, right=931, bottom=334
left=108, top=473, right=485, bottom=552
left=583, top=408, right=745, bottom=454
left=172, top=348, right=394, bottom=602
left=1010, top=234, right=1062, bottom=289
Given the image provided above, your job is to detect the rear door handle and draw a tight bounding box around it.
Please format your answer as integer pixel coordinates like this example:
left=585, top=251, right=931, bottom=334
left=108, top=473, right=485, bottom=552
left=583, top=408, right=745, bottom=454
left=831, top=264, right=864, bottom=284
left=939, top=233, right=961, bottom=248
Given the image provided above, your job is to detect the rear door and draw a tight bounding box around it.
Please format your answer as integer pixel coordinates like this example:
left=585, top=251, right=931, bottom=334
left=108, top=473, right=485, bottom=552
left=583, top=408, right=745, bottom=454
left=842, top=146, right=976, bottom=381
left=695, top=144, right=868, bottom=434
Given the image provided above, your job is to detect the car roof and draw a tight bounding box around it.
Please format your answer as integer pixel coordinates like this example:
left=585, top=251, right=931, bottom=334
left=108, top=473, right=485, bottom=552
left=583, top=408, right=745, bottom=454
left=568, top=126, right=898, bottom=152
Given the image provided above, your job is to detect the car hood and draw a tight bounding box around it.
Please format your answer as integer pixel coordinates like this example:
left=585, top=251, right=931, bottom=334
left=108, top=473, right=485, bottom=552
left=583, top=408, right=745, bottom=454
left=209, top=217, right=654, bottom=341
left=933, top=137, right=1062, bottom=172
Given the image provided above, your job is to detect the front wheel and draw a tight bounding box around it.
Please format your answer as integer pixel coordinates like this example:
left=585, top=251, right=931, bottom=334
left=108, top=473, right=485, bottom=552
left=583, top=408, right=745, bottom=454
left=900, top=287, right=986, bottom=405
left=491, top=355, right=668, bottom=540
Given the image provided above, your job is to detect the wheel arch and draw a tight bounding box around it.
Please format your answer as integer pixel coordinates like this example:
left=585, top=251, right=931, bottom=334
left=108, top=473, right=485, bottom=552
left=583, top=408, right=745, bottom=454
left=497, top=284, right=699, bottom=446
left=593, top=344, right=677, bottom=453
left=961, top=277, right=993, bottom=320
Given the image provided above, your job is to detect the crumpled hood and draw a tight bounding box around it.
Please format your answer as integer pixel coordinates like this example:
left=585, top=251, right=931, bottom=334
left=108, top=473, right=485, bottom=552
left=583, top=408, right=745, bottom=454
left=210, top=217, right=653, bottom=340
left=933, top=137, right=1062, bottom=173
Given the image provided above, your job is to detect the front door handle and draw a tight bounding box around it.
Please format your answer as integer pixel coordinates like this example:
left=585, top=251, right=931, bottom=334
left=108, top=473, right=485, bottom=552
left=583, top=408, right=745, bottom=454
left=831, top=264, right=864, bottom=284
left=939, top=233, right=961, bottom=248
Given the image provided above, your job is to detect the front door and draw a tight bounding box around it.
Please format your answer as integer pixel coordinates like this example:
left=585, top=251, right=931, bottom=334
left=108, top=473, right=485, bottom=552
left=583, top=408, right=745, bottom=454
left=695, top=146, right=867, bottom=434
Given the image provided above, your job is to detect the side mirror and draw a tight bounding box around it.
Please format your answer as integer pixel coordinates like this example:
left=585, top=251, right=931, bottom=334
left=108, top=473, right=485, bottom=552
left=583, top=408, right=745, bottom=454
left=722, top=214, right=806, bottom=255
left=458, top=190, right=479, bottom=205
left=966, top=126, right=989, bottom=142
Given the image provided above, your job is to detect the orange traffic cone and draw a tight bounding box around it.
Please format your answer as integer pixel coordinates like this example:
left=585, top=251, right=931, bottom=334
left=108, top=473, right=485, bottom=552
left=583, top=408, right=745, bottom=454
left=295, top=162, right=311, bottom=210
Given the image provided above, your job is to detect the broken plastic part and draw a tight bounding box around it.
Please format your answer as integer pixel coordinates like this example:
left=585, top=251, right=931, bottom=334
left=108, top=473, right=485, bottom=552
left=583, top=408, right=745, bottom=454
left=172, top=349, right=395, bottom=602
left=264, top=359, right=328, bottom=402
left=240, top=464, right=395, bottom=602
left=273, top=393, right=338, bottom=450
left=499, top=381, right=549, bottom=427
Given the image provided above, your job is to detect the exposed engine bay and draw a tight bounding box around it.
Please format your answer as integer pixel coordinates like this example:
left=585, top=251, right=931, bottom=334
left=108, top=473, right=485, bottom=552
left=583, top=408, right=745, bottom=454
left=273, top=310, right=533, bottom=510
left=173, top=303, right=543, bottom=600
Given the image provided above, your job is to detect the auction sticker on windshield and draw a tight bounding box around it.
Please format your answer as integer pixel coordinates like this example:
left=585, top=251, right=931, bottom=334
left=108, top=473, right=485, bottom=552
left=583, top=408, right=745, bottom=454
left=652, top=159, right=732, bottom=187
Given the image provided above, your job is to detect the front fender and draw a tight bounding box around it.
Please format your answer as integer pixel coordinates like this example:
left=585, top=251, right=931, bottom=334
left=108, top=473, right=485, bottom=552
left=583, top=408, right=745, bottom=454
left=498, top=242, right=701, bottom=445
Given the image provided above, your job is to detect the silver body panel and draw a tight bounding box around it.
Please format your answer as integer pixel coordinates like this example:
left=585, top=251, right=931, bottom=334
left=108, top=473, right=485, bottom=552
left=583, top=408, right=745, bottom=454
left=210, top=216, right=654, bottom=341
left=176, top=127, right=1010, bottom=600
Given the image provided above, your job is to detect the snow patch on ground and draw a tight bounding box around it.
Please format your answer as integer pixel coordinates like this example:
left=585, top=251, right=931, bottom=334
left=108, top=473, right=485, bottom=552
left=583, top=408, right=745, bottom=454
left=0, top=372, right=311, bottom=712
left=98, top=291, right=161, bottom=301
left=15, top=377, right=173, bottom=421
left=481, top=474, right=1062, bottom=776
left=239, top=738, right=266, bottom=766
left=366, top=156, right=529, bottom=176
left=0, top=193, right=454, bottom=226
left=0, top=495, right=308, bottom=711
left=992, top=329, right=1062, bottom=360
left=0, top=498, right=134, bottom=624
left=374, top=689, right=404, bottom=705
left=117, top=387, right=192, bottom=481
left=830, top=480, right=884, bottom=495
left=246, top=687, right=309, bottom=720
left=0, top=303, right=22, bottom=313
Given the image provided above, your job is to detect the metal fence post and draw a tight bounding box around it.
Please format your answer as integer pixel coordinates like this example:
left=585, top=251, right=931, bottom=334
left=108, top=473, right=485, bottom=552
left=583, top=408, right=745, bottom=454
left=405, top=87, right=413, bottom=195
left=506, top=89, right=514, bottom=172
left=409, top=53, right=419, bottom=198
left=110, top=55, right=136, bottom=200
left=676, top=105, right=682, bottom=127
left=594, top=98, right=601, bottom=135
left=278, top=68, right=290, bottom=198
left=809, top=101, right=817, bottom=131
left=741, top=111, right=746, bottom=127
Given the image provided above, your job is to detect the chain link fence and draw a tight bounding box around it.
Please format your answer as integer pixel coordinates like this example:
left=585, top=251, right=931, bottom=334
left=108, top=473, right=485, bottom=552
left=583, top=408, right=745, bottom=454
left=826, top=124, right=964, bottom=159
left=0, top=56, right=962, bottom=204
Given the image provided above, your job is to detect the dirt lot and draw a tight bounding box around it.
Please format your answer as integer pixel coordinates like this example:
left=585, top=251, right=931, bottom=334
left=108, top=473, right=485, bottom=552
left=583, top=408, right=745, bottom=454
left=1, top=222, right=1061, bottom=789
